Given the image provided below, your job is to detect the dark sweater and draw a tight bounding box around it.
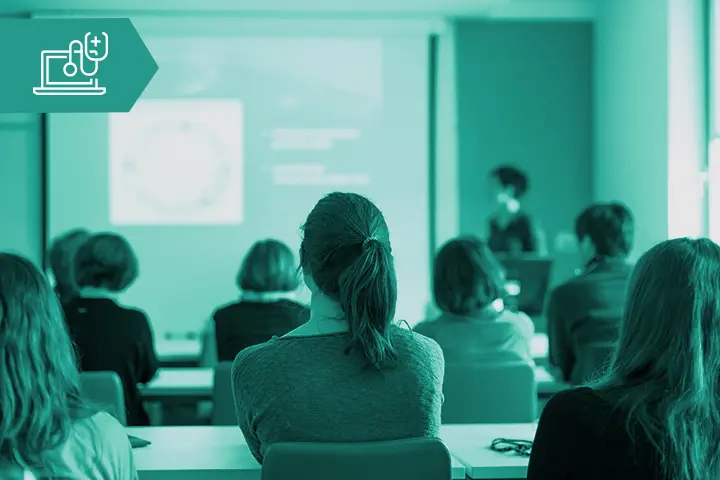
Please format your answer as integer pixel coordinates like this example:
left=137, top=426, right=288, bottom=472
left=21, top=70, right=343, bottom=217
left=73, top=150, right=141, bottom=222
left=213, top=299, right=309, bottom=362
left=488, top=212, right=537, bottom=254
left=231, top=326, right=445, bottom=464
left=546, top=258, right=632, bottom=384
left=527, top=387, right=662, bottom=479
left=63, top=297, right=159, bottom=426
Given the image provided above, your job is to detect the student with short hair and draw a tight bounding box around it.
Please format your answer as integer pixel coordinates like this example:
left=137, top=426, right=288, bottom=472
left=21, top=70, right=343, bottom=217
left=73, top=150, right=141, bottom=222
left=487, top=166, right=546, bottom=255
left=528, top=238, right=720, bottom=479
left=201, top=239, right=309, bottom=364
left=546, top=202, right=634, bottom=384
left=47, top=228, right=90, bottom=305
left=0, top=252, right=136, bottom=478
left=414, top=236, right=534, bottom=362
left=231, top=192, right=444, bottom=464
left=63, top=233, right=158, bottom=426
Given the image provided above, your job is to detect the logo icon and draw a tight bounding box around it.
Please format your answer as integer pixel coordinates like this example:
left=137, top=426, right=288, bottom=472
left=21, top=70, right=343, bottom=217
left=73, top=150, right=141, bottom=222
left=33, top=32, right=109, bottom=96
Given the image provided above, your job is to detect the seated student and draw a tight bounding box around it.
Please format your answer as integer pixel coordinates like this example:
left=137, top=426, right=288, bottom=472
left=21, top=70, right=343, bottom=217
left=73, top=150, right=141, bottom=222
left=528, top=238, right=720, bottom=480
left=0, top=253, right=136, bottom=479
left=201, top=239, right=309, bottom=364
left=546, top=203, right=634, bottom=384
left=231, top=192, right=445, bottom=464
left=63, top=233, right=158, bottom=427
left=414, top=236, right=534, bottom=363
left=487, top=166, right=547, bottom=256
left=47, top=228, right=90, bottom=306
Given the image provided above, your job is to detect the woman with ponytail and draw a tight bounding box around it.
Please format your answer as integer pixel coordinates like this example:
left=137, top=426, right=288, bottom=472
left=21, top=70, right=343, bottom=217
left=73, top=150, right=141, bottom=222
left=528, top=238, right=720, bottom=480
left=231, top=192, right=445, bottom=464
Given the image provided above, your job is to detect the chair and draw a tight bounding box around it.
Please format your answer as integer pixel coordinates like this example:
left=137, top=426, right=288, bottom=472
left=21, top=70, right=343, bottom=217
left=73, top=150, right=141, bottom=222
left=211, top=362, right=236, bottom=425
left=574, top=342, right=616, bottom=384
left=79, top=371, right=127, bottom=426
left=442, top=361, right=537, bottom=424
left=261, top=438, right=452, bottom=480
left=0, top=461, right=34, bottom=480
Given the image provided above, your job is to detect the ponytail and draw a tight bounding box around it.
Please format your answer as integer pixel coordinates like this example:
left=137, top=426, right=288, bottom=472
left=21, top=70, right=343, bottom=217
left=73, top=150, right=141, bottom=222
left=338, top=239, right=398, bottom=370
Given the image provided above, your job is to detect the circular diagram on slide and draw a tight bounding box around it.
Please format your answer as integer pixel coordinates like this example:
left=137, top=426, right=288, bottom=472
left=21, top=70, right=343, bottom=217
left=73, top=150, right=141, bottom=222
left=117, top=121, right=232, bottom=213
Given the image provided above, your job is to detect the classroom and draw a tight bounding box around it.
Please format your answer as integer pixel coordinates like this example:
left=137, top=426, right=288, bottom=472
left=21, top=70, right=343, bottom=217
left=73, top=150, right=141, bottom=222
left=0, top=0, right=717, bottom=478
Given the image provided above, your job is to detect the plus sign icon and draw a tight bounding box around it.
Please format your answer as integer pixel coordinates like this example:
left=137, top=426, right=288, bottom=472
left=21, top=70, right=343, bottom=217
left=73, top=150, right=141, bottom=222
left=0, top=18, right=157, bottom=113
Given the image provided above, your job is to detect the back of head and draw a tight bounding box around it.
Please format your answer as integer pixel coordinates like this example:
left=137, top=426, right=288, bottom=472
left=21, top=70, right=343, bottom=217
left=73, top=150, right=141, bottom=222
left=300, top=192, right=398, bottom=370
left=236, top=239, right=300, bottom=293
left=595, top=238, right=720, bottom=479
left=74, top=233, right=139, bottom=293
left=433, top=236, right=506, bottom=316
left=47, top=229, right=90, bottom=302
left=575, top=202, right=634, bottom=258
left=490, top=166, right=529, bottom=199
left=0, top=253, right=89, bottom=474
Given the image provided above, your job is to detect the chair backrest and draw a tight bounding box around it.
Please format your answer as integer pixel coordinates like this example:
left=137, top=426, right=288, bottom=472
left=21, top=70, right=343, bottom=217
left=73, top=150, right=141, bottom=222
left=212, top=362, right=236, bottom=425
left=442, top=361, right=537, bottom=424
left=0, top=461, right=34, bottom=480
left=79, top=371, right=127, bottom=426
left=574, top=342, right=616, bottom=384
left=261, top=438, right=452, bottom=480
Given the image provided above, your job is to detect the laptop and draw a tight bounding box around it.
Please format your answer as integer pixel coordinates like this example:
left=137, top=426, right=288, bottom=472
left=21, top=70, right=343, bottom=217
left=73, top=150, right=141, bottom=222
left=32, top=50, right=106, bottom=96
left=498, top=257, right=553, bottom=316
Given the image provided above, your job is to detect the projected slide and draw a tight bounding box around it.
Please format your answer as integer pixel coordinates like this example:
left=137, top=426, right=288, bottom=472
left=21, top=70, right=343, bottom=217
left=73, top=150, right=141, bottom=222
left=48, top=32, right=431, bottom=334
left=109, top=100, right=244, bottom=226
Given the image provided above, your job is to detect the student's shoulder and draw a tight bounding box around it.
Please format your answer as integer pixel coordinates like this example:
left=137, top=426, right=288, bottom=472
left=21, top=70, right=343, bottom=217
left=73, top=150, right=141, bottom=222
left=393, top=325, right=444, bottom=363
left=213, top=301, right=237, bottom=315
left=114, top=303, right=150, bottom=322
left=81, top=411, right=128, bottom=438
left=73, top=412, right=133, bottom=458
left=547, top=273, right=597, bottom=308
left=412, top=318, right=440, bottom=337
left=277, top=299, right=309, bottom=311
left=544, top=387, right=612, bottom=421
left=231, top=338, right=281, bottom=377
left=85, top=412, right=135, bottom=475
left=499, top=310, right=534, bottom=334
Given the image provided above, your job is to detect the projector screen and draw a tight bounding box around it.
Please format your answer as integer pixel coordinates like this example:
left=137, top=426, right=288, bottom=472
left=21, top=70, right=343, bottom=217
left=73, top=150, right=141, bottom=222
left=47, top=26, right=432, bottom=336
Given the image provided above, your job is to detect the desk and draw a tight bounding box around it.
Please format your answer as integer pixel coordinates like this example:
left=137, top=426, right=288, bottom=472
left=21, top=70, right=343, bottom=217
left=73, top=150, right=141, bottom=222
left=441, top=424, right=535, bottom=479
left=155, top=334, right=548, bottom=366
left=140, top=368, right=213, bottom=401
left=155, top=340, right=202, bottom=367
left=140, top=366, right=567, bottom=400
left=127, top=426, right=467, bottom=479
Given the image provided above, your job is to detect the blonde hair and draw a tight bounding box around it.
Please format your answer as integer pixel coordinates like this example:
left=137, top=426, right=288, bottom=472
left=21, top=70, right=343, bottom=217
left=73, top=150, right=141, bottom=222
left=591, top=238, right=720, bottom=479
left=0, top=253, right=96, bottom=475
left=236, top=239, right=300, bottom=293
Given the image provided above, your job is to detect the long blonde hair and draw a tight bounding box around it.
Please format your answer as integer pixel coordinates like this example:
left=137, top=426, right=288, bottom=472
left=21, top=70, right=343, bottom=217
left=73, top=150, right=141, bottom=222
left=0, top=253, right=96, bottom=475
left=591, top=238, right=720, bottom=479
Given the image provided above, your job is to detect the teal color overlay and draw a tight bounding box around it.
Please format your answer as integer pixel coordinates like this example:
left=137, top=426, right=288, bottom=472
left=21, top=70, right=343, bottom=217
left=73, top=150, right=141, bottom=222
left=0, top=19, right=157, bottom=113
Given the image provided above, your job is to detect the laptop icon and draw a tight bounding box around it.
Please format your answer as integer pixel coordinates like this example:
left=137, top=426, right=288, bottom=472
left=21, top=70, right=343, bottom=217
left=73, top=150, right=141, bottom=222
left=33, top=34, right=108, bottom=96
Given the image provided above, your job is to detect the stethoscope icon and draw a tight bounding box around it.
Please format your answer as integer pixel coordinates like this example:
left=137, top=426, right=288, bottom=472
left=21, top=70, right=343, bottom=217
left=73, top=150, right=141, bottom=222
left=63, top=32, right=109, bottom=77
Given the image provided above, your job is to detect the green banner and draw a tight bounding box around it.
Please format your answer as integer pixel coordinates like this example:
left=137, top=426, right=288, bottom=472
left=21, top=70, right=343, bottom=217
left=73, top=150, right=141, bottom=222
left=0, top=18, right=158, bottom=113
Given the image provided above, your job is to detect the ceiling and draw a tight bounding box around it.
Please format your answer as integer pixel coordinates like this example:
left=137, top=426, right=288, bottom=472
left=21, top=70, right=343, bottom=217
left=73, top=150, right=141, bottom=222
left=1, top=0, right=595, bottom=19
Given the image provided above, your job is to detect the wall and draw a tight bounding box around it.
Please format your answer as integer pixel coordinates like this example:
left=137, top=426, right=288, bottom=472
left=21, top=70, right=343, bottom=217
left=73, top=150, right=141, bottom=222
left=595, top=0, right=707, bottom=259
left=0, top=114, right=43, bottom=265
left=454, top=20, right=594, bottom=283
